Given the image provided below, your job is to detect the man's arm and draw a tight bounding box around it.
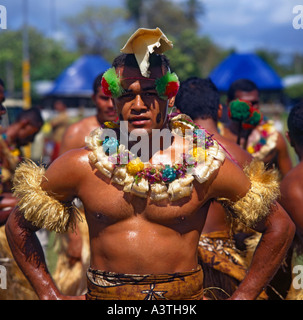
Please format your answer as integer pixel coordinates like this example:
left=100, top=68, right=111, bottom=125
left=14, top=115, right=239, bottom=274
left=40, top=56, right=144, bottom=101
left=6, top=208, right=64, bottom=299
left=212, top=159, right=295, bottom=300
left=5, top=150, right=88, bottom=300
left=231, top=201, right=295, bottom=300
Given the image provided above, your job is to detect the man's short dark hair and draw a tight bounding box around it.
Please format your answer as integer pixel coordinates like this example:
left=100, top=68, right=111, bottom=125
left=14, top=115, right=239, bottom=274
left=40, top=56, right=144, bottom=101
left=112, top=53, right=170, bottom=73
left=227, top=79, right=259, bottom=101
left=16, top=107, right=44, bottom=129
left=93, top=72, right=105, bottom=95
left=0, top=78, right=5, bottom=88
left=288, top=102, right=303, bottom=147
left=175, top=77, right=220, bottom=121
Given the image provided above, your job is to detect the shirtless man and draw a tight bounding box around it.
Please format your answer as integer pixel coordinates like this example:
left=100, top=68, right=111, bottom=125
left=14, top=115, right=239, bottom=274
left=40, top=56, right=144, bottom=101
left=221, top=79, right=292, bottom=177
left=59, top=73, right=116, bottom=154
left=0, top=107, right=44, bottom=225
left=280, top=102, right=303, bottom=299
left=53, top=72, right=116, bottom=296
left=5, top=30, right=294, bottom=300
left=175, top=77, right=276, bottom=299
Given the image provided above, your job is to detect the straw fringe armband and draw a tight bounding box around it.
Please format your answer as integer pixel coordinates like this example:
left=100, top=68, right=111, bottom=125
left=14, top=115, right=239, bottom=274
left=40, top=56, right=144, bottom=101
left=12, top=160, right=79, bottom=233
left=218, top=160, right=280, bottom=228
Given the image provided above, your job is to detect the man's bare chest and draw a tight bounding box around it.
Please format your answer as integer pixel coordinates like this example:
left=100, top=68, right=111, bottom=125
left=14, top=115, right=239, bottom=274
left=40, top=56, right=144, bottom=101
left=77, top=171, right=209, bottom=225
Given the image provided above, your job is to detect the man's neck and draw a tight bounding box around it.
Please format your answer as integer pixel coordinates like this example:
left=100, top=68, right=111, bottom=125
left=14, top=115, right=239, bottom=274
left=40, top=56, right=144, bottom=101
left=193, top=118, right=219, bottom=135
left=228, top=120, right=252, bottom=138
left=125, top=121, right=172, bottom=161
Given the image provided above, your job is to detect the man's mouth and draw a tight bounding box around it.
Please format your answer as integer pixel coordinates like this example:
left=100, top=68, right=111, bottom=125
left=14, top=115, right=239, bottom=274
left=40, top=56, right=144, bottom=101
left=129, top=116, right=151, bottom=126
left=106, top=111, right=117, bottom=117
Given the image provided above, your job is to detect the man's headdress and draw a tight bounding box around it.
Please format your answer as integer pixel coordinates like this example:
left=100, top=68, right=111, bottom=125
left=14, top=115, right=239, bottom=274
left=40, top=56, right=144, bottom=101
left=101, top=28, right=179, bottom=100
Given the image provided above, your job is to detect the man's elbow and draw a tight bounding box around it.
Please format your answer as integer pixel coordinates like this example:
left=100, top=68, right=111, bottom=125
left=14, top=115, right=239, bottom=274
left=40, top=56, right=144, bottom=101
left=267, top=205, right=296, bottom=246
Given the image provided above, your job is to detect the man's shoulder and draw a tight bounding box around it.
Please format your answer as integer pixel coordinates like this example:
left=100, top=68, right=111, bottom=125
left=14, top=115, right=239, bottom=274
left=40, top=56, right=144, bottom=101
left=64, top=117, right=99, bottom=139
left=281, top=164, right=303, bottom=206
left=281, top=163, right=303, bottom=191
left=51, top=147, right=91, bottom=171
left=213, top=133, right=252, bottom=168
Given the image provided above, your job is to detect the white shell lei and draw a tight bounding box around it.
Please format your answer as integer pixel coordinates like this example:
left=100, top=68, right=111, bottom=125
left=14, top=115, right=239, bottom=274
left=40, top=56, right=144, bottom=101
left=85, top=114, right=226, bottom=201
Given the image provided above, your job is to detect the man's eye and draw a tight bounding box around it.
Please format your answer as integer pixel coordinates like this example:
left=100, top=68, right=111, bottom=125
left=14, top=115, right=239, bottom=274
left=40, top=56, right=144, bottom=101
left=143, top=92, right=157, bottom=97
left=119, top=93, right=134, bottom=100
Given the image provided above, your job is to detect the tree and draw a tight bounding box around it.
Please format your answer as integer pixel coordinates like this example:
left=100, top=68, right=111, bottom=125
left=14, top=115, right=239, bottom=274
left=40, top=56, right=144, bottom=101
left=64, top=5, right=128, bottom=61
left=125, top=0, right=145, bottom=28
left=123, top=0, right=224, bottom=80
left=0, top=28, right=78, bottom=96
left=166, top=30, right=231, bottom=81
left=183, top=0, right=204, bottom=31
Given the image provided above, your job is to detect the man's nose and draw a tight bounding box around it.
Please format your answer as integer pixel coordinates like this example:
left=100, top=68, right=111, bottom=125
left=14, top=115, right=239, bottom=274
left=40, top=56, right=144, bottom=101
left=108, top=98, right=114, bottom=108
left=131, top=95, right=147, bottom=114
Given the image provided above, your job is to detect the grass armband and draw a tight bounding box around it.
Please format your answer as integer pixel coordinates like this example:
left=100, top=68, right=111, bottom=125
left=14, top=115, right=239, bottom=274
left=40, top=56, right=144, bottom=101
left=12, top=160, right=79, bottom=233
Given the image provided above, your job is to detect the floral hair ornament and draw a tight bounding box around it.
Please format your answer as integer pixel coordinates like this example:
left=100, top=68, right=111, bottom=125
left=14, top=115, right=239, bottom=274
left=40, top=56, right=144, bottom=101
left=102, top=28, right=178, bottom=99
left=228, top=99, right=263, bottom=145
left=155, top=71, right=179, bottom=100
left=228, top=99, right=263, bottom=129
left=101, top=67, right=124, bottom=98
left=101, top=68, right=179, bottom=100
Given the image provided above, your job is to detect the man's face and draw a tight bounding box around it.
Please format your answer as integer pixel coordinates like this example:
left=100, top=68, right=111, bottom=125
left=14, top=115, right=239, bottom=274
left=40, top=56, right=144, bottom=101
left=114, top=65, right=169, bottom=136
left=0, top=85, right=7, bottom=121
left=93, top=87, right=117, bottom=123
left=16, top=123, right=40, bottom=147
left=234, top=89, right=260, bottom=109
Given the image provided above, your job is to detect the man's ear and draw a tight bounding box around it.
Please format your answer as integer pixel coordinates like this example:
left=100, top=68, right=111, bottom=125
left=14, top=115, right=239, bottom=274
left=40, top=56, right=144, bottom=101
left=217, top=104, right=223, bottom=119
left=168, top=96, right=175, bottom=108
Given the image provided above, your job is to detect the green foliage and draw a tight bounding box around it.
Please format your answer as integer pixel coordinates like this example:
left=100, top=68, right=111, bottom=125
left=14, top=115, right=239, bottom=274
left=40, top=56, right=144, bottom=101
left=64, top=5, right=128, bottom=61
left=0, top=28, right=78, bottom=93
left=166, top=30, right=231, bottom=81
left=284, top=83, right=303, bottom=99
left=1, top=0, right=301, bottom=103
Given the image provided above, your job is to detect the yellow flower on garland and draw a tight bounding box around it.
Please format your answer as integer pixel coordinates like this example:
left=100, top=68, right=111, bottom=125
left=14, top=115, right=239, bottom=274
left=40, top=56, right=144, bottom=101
left=11, top=149, right=21, bottom=157
left=172, top=121, right=189, bottom=135
left=261, top=123, right=272, bottom=131
left=247, top=146, right=255, bottom=154
left=126, top=158, right=144, bottom=175
left=191, top=147, right=207, bottom=162
left=104, top=121, right=119, bottom=129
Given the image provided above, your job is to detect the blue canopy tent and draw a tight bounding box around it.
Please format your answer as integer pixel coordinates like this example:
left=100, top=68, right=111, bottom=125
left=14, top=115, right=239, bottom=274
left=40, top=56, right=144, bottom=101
left=209, top=53, right=284, bottom=92
left=47, top=54, right=111, bottom=97
left=43, top=54, right=111, bottom=109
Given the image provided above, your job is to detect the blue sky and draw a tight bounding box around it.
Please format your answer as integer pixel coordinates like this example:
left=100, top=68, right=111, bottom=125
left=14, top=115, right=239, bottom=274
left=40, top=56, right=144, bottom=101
left=1, top=0, right=302, bottom=56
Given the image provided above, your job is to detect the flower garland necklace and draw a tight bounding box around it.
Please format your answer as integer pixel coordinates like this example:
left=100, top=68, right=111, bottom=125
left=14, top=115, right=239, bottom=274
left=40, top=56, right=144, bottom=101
left=85, top=114, right=226, bottom=202
left=246, top=119, right=278, bottom=160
